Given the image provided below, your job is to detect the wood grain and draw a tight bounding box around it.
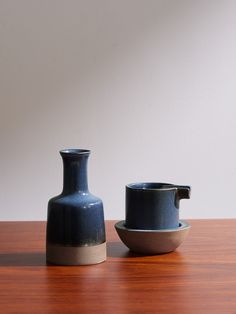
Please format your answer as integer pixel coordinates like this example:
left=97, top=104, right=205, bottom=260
left=0, top=220, right=236, bottom=313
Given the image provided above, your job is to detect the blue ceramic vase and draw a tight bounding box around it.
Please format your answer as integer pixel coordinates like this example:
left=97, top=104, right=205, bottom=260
left=46, top=149, right=106, bottom=265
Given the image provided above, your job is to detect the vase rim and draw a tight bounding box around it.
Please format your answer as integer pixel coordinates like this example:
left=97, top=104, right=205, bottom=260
left=60, top=149, right=90, bottom=157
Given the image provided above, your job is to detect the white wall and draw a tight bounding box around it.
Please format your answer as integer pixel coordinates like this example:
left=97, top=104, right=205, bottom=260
left=1, top=0, right=236, bottom=220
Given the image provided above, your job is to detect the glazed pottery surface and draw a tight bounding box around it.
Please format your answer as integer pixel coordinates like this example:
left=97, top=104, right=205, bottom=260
left=115, top=220, right=190, bottom=254
left=126, top=182, right=191, bottom=230
left=46, top=149, right=106, bottom=265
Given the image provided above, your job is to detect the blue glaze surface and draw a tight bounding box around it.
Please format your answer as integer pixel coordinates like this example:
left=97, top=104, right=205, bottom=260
left=125, top=182, right=191, bottom=230
left=47, top=149, right=106, bottom=246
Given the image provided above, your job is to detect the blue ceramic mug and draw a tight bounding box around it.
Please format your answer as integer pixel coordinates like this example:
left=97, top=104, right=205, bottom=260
left=125, top=182, right=191, bottom=230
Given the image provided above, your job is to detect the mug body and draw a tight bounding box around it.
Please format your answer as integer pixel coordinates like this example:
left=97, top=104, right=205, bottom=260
left=125, top=183, right=179, bottom=230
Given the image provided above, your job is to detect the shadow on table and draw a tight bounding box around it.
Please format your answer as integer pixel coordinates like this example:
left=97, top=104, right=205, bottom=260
left=107, top=241, right=151, bottom=258
left=0, top=244, right=131, bottom=266
left=0, top=252, right=46, bottom=266
left=0, top=243, right=184, bottom=265
left=107, top=241, right=185, bottom=260
left=0, top=244, right=135, bottom=266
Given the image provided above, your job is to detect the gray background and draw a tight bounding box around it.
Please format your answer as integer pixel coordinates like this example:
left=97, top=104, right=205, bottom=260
left=1, top=0, right=235, bottom=220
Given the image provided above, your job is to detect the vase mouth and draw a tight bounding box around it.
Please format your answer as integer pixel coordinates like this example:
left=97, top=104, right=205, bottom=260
left=60, top=149, right=90, bottom=157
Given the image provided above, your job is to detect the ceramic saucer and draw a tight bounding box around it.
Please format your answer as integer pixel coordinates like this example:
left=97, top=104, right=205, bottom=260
left=115, top=220, right=190, bottom=254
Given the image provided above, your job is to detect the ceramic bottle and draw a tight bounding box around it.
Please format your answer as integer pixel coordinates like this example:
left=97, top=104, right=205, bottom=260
left=46, top=149, right=106, bottom=265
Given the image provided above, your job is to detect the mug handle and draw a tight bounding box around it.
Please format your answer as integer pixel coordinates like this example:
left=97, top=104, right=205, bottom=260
left=177, top=185, right=191, bottom=200
left=174, top=185, right=191, bottom=208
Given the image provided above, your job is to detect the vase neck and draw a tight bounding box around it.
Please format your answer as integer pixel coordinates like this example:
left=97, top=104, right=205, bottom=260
left=61, top=150, right=90, bottom=194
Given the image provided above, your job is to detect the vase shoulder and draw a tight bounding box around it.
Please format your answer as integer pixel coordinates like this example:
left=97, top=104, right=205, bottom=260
left=48, top=192, right=102, bottom=209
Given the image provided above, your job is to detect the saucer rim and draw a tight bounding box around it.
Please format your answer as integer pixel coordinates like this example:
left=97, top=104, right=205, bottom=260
left=115, top=220, right=190, bottom=233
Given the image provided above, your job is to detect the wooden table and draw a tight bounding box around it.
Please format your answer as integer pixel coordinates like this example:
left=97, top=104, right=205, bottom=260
left=0, top=220, right=235, bottom=313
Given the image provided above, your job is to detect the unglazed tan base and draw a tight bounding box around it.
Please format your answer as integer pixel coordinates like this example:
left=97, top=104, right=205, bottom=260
left=46, top=242, right=106, bottom=265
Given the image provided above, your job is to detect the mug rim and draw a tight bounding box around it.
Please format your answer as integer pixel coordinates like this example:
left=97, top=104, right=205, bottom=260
left=126, top=182, right=179, bottom=191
